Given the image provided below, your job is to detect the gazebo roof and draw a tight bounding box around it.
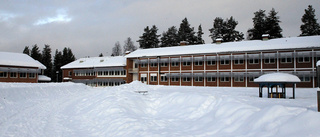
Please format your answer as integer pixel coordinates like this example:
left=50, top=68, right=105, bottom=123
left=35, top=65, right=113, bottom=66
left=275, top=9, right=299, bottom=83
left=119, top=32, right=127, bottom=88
left=254, top=72, right=301, bottom=83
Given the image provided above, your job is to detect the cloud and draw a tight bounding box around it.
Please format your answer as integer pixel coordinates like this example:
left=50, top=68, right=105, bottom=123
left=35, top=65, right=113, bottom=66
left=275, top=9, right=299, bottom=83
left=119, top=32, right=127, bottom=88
left=33, top=9, right=71, bottom=25
left=0, top=13, right=16, bottom=22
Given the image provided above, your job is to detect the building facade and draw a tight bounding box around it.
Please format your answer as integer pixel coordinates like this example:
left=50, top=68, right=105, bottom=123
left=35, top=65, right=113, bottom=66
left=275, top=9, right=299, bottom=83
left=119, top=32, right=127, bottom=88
left=0, top=52, right=47, bottom=83
left=61, top=56, right=127, bottom=87
left=125, top=36, right=320, bottom=88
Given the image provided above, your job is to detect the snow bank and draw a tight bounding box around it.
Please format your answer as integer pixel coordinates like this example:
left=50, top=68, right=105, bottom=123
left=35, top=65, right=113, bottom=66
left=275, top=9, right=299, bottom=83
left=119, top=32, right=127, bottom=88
left=0, top=82, right=319, bottom=136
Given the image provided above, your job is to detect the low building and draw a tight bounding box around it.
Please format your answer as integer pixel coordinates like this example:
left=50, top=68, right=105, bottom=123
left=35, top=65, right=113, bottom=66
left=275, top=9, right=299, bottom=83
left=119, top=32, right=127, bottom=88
left=125, top=36, right=320, bottom=88
left=61, top=56, right=127, bottom=87
left=0, top=51, right=47, bottom=83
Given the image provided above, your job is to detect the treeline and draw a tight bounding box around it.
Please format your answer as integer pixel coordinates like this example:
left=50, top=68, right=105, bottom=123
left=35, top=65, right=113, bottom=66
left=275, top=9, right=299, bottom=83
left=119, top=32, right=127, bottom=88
left=23, top=44, right=75, bottom=82
left=134, top=5, right=320, bottom=49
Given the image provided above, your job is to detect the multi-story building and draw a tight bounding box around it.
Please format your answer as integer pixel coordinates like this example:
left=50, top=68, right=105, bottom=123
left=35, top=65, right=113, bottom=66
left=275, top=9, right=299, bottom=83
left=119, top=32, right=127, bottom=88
left=125, top=36, right=320, bottom=88
left=61, top=56, right=127, bottom=87
left=0, top=51, right=48, bottom=83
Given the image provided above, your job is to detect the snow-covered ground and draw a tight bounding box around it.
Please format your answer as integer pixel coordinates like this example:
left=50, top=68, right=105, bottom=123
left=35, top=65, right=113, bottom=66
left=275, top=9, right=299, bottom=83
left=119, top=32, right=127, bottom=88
left=0, top=82, right=319, bottom=137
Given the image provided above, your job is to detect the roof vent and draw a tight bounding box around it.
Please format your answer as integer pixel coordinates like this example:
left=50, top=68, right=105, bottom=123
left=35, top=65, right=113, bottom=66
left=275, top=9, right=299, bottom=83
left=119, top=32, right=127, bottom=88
left=100, top=59, right=104, bottom=62
left=262, top=34, right=270, bottom=41
left=215, top=38, right=223, bottom=44
left=79, top=60, right=84, bottom=63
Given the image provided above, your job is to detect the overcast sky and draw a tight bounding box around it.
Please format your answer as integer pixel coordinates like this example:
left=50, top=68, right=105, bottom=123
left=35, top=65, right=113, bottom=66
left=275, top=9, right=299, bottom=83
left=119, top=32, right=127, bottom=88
left=1, top=0, right=319, bottom=58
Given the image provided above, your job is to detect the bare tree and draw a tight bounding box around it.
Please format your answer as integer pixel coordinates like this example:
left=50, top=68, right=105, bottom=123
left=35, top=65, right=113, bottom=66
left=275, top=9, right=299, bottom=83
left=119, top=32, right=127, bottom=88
left=112, top=41, right=122, bottom=56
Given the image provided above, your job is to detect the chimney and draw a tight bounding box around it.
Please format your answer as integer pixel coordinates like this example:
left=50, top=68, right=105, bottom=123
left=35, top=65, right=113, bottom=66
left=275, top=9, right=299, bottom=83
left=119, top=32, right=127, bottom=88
left=215, top=38, right=223, bottom=44
left=262, top=34, right=270, bottom=41
left=125, top=51, right=131, bottom=55
left=179, top=41, right=189, bottom=46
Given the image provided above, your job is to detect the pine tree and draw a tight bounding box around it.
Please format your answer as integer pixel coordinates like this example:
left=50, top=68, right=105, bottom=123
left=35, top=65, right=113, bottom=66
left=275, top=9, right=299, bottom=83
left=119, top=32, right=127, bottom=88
left=160, top=26, right=179, bottom=47
left=53, top=50, right=63, bottom=82
left=99, top=53, right=103, bottom=57
left=209, top=17, right=243, bottom=43
left=112, top=41, right=122, bottom=56
left=41, top=45, right=52, bottom=79
left=137, top=25, right=160, bottom=49
left=30, top=44, right=42, bottom=61
left=196, top=25, right=205, bottom=44
left=247, top=9, right=267, bottom=40
left=123, top=37, right=137, bottom=54
left=178, top=18, right=197, bottom=45
left=224, top=16, right=244, bottom=42
left=209, top=17, right=225, bottom=43
left=265, top=8, right=283, bottom=39
left=23, top=46, right=30, bottom=55
left=300, top=5, right=320, bottom=36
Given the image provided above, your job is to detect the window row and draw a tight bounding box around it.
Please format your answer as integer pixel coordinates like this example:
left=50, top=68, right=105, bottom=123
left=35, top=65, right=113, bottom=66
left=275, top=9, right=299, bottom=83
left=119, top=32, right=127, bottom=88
left=86, top=81, right=126, bottom=87
left=75, top=70, right=126, bottom=76
left=139, top=56, right=312, bottom=67
left=0, top=72, right=36, bottom=78
left=139, top=75, right=312, bottom=83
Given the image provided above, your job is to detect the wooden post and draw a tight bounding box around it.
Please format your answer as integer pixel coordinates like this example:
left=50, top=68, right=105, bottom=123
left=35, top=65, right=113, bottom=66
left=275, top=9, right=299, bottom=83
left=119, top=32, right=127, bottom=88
left=318, top=88, right=320, bottom=112
left=293, top=83, right=295, bottom=99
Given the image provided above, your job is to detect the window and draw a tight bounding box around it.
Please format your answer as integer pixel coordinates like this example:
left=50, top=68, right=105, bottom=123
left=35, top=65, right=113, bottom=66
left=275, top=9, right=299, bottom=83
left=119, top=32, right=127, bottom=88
left=134, top=63, right=138, bottom=68
left=220, top=60, right=230, bottom=65
left=150, top=74, right=157, bottom=82
left=109, top=71, right=114, bottom=75
left=220, top=77, right=230, bottom=82
left=141, top=63, right=147, bottom=68
left=29, top=73, right=36, bottom=78
left=160, top=75, right=167, bottom=82
left=140, top=74, right=147, bottom=83
left=171, top=77, right=179, bottom=82
left=19, top=72, right=27, bottom=78
left=298, top=57, right=310, bottom=63
left=69, top=71, right=72, bottom=76
left=109, top=82, right=114, bottom=86
left=161, top=62, right=168, bottom=67
left=183, top=61, right=191, bottom=66
left=115, top=71, right=120, bottom=75
left=234, top=76, right=244, bottom=82
left=10, top=72, right=17, bottom=78
left=0, top=72, right=7, bottom=78
left=234, top=59, right=244, bottom=65
left=183, top=77, right=190, bottom=82
left=281, top=57, right=292, bottom=63
left=194, top=77, right=203, bottom=82
left=150, top=62, right=158, bottom=67
left=300, top=76, right=311, bottom=82
left=249, top=76, right=258, bottom=82
left=207, top=60, right=216, bottom=65
left=264, top=58, right=275, bottom=64
left=207, top=77, right=216, bottom=82
left=249, top=59, right=259, bottom=64
left=121, top=70, right=126, bottom=75
left=98, top=71, right=102, bottom=76
left=194, top=60, right=203, bottom=66
left=104, top=71, right=109, bottom=75
left=171, top=62, right=179, bottom=67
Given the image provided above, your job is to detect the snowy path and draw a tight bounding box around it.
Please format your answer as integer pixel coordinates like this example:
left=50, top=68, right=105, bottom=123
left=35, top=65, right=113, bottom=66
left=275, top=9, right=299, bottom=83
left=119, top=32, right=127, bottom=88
left=1, top=82, right=320, bottom=136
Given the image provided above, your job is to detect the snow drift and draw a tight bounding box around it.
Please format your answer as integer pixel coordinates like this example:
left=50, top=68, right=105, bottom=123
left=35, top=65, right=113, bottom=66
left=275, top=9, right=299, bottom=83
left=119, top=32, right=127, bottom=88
left=0, top=82, right=319, bottom=136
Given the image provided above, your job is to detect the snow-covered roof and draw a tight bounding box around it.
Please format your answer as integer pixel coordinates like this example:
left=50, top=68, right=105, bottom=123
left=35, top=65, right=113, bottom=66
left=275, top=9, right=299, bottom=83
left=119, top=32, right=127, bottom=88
left=61, top=56, right=126, bottom=69
left=126, top=36, right=320, bottom=58
left=254, top=72, right=301, bottom=83
left=38, top=75, right=51, bottom=81
left=0, top=51, right=46, bottom=69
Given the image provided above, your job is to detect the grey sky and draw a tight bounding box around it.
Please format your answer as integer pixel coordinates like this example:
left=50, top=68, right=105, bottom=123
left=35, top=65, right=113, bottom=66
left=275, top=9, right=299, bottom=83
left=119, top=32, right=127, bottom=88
left=0, top=0, right=319, bottom=58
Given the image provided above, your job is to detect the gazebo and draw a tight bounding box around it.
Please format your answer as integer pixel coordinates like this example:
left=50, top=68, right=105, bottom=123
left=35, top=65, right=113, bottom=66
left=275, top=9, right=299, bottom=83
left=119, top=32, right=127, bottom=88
left=254, top=72, right=301, bottom=99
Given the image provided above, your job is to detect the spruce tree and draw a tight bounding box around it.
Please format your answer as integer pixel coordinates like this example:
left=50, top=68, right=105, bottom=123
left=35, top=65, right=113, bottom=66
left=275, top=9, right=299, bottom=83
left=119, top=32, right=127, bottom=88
left=23, top=46, right=30, bottom=55
left=160, top=26, right=179, bottom=47
left=123, top=37, right=137, bottom=54
left=99, top=53, right=103, bottom=57
left=30, top=44, right=42, bottom=61
left=41, top=45, right=53, bottom=79
left=209, top=17, right=243, bottom=43
left=53, top=50, right=63, bottom=82
left=209, top=17, right=225, bottom=43
left=265, top=8, right=283, bottom=39
left=247, top=9, right=267, bottom=40
left=112, top=41, right=122, bottom=56
left=196, top=25, right=205, bottom=44
left=178, top=18, right=197, bottom=45
left=300, top=5, right=320, bottom=36
left=137, top=25, right=160, bottom=49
